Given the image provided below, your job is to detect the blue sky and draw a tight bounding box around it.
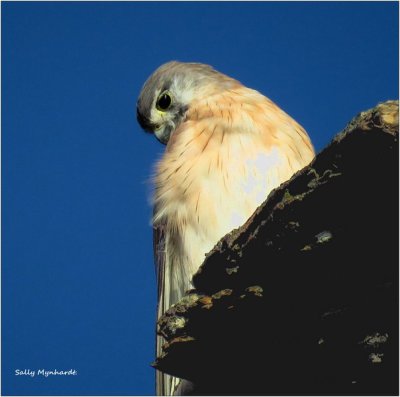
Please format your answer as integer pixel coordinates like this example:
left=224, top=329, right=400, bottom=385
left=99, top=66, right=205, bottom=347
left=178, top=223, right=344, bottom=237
left=2, top=1, right=398, bottom=396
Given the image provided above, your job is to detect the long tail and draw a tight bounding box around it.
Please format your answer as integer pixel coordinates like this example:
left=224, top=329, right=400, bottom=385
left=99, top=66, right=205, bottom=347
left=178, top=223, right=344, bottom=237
left=156, top=262, right=185, bottom=396
left=155, top=224, right=191, bottom=396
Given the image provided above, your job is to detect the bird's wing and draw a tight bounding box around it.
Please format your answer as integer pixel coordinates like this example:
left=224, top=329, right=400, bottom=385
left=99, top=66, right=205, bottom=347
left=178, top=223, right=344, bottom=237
left=153, top=218, right=168, bottom=395
left=153, top=218, right=166, bottom=307
left=153, top=218, right=181, bottom=395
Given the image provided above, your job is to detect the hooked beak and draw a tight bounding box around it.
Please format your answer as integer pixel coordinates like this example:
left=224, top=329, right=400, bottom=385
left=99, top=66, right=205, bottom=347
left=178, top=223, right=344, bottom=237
left=136, top=107, right=170, bottom=145
left=154, top=127, right=170, bottom=145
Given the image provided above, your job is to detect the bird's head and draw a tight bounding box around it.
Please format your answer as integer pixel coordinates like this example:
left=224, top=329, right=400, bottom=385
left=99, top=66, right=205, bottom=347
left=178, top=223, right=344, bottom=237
left=136, top=61, right=238, bottom=144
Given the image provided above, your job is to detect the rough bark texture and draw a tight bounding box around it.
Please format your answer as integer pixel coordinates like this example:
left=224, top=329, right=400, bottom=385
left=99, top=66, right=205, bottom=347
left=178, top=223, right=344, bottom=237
left=153, top=100, right=399, bottom=395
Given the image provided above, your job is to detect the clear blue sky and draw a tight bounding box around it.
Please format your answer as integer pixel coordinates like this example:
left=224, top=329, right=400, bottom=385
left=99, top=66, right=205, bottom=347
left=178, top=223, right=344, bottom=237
left=2, top=1, right=398, bottom=396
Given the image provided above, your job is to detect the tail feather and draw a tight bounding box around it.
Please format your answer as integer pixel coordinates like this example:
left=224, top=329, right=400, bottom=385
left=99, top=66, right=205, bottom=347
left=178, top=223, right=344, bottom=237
left=156, top=273, right=184, bottom=396
left=155, top=228, right=187, bottom=395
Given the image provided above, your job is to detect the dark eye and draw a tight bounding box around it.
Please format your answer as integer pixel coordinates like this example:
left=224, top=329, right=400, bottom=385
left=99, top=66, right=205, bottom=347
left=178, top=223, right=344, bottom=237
left=156, top=92, right=172, bottom=111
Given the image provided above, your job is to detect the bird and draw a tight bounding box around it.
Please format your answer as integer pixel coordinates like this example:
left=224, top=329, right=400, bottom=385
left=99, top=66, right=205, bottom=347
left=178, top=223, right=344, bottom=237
left=136, top=61, right=315, bottom=396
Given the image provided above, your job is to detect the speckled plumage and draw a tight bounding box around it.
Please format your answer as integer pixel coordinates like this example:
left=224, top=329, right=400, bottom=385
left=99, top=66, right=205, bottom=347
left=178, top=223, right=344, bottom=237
left=137, top=61, right=315, bottom=395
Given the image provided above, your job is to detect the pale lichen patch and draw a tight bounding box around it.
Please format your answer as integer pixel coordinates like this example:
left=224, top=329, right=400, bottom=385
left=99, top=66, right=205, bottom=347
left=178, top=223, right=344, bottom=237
left=369, top=353, right=384, bottom=363
left=316, top=230, right=333, bottom=244
left=245, top=285, right=263, bottom=297
left=226, top=266, right=239, bottom=275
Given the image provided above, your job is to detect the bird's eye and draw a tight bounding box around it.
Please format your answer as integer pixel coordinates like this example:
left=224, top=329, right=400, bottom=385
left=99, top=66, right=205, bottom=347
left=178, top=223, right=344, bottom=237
left=156, top=92, right=172, bottom=111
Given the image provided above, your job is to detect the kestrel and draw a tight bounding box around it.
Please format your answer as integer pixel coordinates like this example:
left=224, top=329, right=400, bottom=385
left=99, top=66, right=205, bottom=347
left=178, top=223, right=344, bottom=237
left=137, top=61, right=315, bottom=395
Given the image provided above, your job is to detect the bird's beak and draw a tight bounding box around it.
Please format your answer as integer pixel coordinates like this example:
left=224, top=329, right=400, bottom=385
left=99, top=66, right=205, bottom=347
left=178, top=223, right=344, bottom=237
left=136, top=107, right=169, bottom=145
left=154, top=127, right=170, bottom=145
